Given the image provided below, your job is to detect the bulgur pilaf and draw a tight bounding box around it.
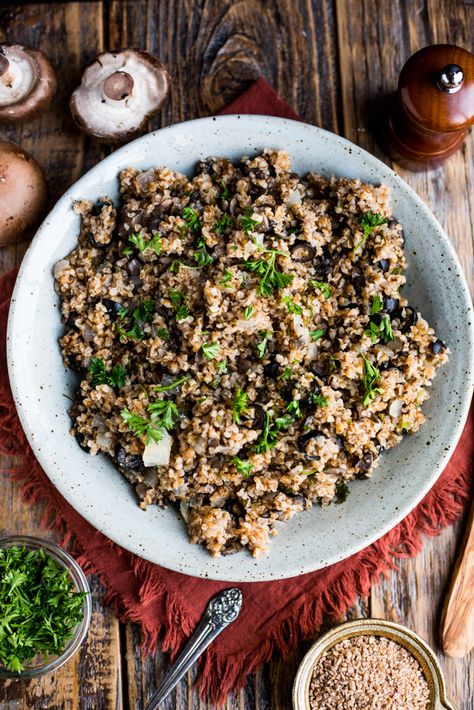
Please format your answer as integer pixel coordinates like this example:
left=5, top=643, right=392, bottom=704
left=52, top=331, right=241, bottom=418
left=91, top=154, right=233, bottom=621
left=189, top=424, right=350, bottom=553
left=54, top=149, right=448, bottom=557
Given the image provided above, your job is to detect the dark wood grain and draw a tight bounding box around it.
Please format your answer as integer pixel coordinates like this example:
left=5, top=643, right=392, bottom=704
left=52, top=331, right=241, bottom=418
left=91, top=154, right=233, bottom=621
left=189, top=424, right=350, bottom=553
left=0, top=0, right=473, bottom=708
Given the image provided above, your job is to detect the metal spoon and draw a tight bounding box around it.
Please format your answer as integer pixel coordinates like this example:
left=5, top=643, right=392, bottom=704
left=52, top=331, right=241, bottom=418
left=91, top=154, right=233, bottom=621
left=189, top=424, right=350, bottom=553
left=144, top=587, right=243, bottom=709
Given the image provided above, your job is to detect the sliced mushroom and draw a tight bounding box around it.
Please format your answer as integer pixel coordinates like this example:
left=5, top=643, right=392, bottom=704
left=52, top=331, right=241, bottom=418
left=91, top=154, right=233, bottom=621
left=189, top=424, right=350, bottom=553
left=290, top=240, right=315, bottom=263
left=70, top=49, right=169, bottom=144
left=0, top=141, right=48, bottom=245
left=0, top=43, right=57, bottom=124
left=431, top=338, right=446, bottom=356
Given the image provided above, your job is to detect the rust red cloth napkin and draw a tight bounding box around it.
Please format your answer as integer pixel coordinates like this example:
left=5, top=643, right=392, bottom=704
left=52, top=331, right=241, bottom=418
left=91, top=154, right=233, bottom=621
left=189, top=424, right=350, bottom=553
left=1, top=80, right=473, bottom=705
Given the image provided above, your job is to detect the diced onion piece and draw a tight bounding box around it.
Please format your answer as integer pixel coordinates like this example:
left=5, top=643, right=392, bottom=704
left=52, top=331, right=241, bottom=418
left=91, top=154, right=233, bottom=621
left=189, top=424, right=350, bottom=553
left=142, top=430, right=172, bottom=466
left=53, top=259, right=69, bottom=279
left=292, top=314, right=310, bottom=343
left=287, top=189, right=302, bottom=205
left=389, top=399, right=404, bottom=419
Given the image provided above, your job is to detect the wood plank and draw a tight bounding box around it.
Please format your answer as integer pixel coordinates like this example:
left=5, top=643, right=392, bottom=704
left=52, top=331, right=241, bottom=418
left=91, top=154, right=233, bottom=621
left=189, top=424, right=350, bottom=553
left=0, top=2, right=122, bottom=709
left=336, top=3, right=474, bottom=710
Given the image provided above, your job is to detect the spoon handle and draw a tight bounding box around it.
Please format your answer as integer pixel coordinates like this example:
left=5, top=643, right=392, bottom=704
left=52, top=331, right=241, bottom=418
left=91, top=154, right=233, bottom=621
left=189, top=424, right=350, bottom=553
left=441, top=496, right=474, bottom=658
left=144, top=588, right=242, bottom=709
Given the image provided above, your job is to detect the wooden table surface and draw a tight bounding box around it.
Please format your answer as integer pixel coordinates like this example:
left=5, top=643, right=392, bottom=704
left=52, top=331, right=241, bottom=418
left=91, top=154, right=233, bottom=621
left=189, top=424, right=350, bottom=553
left=0, top=1, right=473, bottom=708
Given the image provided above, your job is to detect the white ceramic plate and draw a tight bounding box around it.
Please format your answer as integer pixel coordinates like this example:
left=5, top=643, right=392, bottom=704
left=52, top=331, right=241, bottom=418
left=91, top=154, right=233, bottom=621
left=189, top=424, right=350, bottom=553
left=7, top=116, right=474, bottom=581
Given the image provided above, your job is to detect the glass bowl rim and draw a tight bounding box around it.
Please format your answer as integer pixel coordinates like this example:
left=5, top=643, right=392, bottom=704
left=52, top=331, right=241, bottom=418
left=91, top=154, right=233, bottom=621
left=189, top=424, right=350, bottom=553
left=0, top=534, right=92, bottom=678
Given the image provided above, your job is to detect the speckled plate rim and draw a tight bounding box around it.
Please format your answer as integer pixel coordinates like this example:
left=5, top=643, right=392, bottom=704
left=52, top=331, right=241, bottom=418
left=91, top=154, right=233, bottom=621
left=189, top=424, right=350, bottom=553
left=6, top=114, right=474, bottom=581
left=292, top=618, right=456, bottom=710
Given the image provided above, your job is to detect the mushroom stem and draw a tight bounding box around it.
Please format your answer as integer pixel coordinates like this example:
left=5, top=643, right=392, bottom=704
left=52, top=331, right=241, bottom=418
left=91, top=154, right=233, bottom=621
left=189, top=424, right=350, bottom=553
left=103, top=71, right=134, bottom=104
left=0, top=54, right=9, bottom=76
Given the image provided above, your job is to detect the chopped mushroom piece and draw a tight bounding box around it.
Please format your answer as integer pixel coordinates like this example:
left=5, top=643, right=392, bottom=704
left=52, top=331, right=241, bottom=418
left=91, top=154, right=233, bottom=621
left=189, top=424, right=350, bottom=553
left=70, top=49, right=169, bottom=144
left=0, top=141, right=48, bottom=245
left=0, top=43, right=57, bottom=124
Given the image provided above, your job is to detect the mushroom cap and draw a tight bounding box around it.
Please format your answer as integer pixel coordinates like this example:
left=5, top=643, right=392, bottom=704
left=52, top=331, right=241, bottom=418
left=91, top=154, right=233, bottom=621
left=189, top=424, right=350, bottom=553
left=0, top=141, right=48, bottom=246
left=0, top=43, right=57, bottom=124
left=70, top=49, right=169, bottom=144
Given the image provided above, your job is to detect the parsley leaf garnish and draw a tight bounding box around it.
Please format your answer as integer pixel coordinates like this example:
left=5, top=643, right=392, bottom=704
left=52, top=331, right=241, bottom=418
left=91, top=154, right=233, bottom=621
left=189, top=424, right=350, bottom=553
left=310, top=280, right=331, bottom=299
left=153, top=375, right=189, bottom=392
left=220, top=269, right=233, bottom=286
left=256, top=331, right=270, bottom=359
left=244, top=249, right=293, bottom=297
left=217, top=360, right=228, bottom=373
left=88, top=358, right=127, bottom=388
left=283, top=296, right=303, bottom=315
left=148, top=399, right=180, bottom=431
left=116, top=299, right=154, bottom=341
left=379, top=314, right=394, bottom=342
left=310, top=328, right=326, bottom=342
left=231, top=456, right=253, bottom=478
left=157, top=327, right=169, bottom=340
left=240, top=207, right=259, bottom=235
left=280, top=366, right=292, bottom=381
left=232, top=388, right=248, bottom=424
left=243, top=305, right=254, bottom=319
left=0, top=546, right=86, bottom=672
left=168, top=290, right=189, bottom=320
left=127, top=232, right=162, bottom=255
left=193, top=236, right=214, bottom=267
left=214, top=213, right=233, bottom=235
left=311, top=393, right=329, bottom=407
left=370, top=295, right=383, bottom=314
left=201, top=341, right=220, bottom=360
left=286, top=399, right=301, bottom=418
left=353, top=211, right=389, bottom=252
left=364, top=321, right=380, bottom=344
left=121, top=398, right=180, bottom=444
left=361, top=353, right=384, bottom=406
left=182, top=206, right=201, bottom=232
left=219, top=180, right=230, bottom=200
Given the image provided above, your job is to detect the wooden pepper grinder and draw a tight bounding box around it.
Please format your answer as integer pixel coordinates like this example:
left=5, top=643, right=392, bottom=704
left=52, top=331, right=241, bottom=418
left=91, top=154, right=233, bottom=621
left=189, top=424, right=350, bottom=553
left=384, top=44, right=474, bottom=169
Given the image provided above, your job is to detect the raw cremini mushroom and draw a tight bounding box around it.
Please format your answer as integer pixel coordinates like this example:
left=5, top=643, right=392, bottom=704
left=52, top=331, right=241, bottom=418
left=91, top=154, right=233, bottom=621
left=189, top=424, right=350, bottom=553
left=70, top=49, right=169, bottom=144
left=0, top=141, right=48, bottom=246
left=0, top=43, right=57, bottom=124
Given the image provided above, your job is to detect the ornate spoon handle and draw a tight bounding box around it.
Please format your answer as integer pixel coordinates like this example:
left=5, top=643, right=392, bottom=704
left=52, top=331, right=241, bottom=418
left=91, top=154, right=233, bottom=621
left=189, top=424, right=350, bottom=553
left=144, top=588, right=243, bottom=709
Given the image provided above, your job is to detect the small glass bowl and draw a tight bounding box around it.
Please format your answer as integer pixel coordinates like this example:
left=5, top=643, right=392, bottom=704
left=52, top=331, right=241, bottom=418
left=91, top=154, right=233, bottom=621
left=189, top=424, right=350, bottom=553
left=293, top=618, right=455, bottom=710
left=0, top=535, right=92, bottom=679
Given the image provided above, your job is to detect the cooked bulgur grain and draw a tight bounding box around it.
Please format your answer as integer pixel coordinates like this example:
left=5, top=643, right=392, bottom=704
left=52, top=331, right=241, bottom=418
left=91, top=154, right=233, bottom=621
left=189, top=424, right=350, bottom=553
left=309, top=635, right=430, bottom=709
left=54, top=149, right=448, bottom=557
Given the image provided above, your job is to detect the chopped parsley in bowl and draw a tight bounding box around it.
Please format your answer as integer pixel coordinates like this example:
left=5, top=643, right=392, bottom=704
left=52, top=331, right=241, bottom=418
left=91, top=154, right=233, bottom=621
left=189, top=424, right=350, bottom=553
left=0, top=536, right=91, bottom=678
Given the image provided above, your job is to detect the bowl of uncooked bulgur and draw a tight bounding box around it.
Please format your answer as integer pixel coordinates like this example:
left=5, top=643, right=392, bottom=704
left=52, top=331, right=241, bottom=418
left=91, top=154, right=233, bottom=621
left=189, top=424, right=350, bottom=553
left=7, top=115, right=474, bottom=581
left=293, top=619, right=455, bottom=710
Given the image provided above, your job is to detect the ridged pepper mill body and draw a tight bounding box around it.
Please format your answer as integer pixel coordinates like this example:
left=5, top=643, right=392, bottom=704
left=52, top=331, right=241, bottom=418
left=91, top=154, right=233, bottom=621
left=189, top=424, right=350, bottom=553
left=384, top=44, right=474, bottom=169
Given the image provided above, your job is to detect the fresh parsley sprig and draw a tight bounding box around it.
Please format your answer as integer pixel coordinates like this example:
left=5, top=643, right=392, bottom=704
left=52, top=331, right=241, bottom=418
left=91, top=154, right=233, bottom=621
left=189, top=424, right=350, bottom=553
left=231, top=456, right=253, bottom=478
left=201, top=341, right=220, bottom=360
left=244, top=248, right=293, bottom=297
left=0, top=546, right=86, bottom=673
left=283, top=296, right=303, bottom=315
left=310, top=328, right=326, bottom=342
left=232, top=388, right=248, bottom=424
left=124, top=232, right=162, bottom=255
left=153, top=375, right=189, bottom=392
left=361, top=353, right=384, bottom=406
left=168, top=290, right=189, bottom=320
left=256, top=331, right=270, bottom=359
left=116, top=299, right=155, bottom=341
left=121, top=398, right=179, bottom=443
left=87, top=358, right=127, bottom=388
left=193, top=237, right=214, bottom=268
left=370, top=294, right=383, bottom=314
left=240, top=207, right=259, bottom=235
left=353, top=211, right=389, bottom=252
left=182, top=206, right=201, bottom=232
left=310, top=280, right=331, bottom=299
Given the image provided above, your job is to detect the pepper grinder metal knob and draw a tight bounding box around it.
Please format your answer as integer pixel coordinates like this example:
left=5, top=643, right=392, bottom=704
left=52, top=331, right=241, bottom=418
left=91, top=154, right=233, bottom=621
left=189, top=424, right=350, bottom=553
left=383, top=44, right=474, bottom=169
